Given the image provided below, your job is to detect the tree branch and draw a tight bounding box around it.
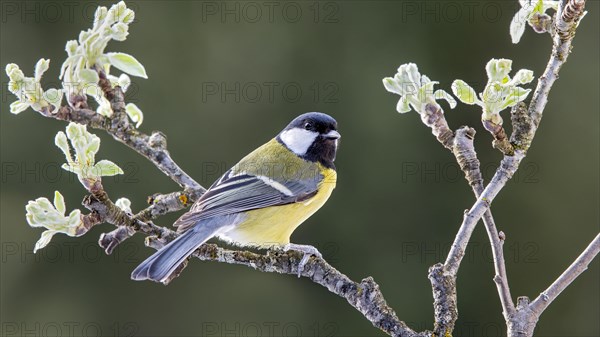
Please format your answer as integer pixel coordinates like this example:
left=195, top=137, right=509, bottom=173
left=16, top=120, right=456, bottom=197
left=528, top=0, right=586, bottom=128
left=79, top=177, right=431, bottom=337
left=436, top=1, right=595, bottom=336
left=33, top=63, right=434, bottom=337
left=530, top=233, right=600, bottom=315
left=419, top=103, right=516, bottom=334
left=421, top=2, right=593, bottom=332
left=444, top=149, right=525, bottom=273
left=134, top=191, right=193, bottom=222
left=445, top=0, right=588, bottom=281
left=452, top=127, right=516, bottom=319
left=504, top=233, right=600, bottom=337
left=179, top=242, right=430, bottom=337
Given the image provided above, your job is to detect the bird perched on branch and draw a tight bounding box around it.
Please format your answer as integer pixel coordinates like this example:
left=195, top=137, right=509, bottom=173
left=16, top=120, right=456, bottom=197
left=132, top=112, right=340, bottom=283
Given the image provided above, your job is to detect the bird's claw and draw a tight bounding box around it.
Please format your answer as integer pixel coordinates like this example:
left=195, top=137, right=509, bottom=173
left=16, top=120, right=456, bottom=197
left=283, top=243, right=322, bottom=278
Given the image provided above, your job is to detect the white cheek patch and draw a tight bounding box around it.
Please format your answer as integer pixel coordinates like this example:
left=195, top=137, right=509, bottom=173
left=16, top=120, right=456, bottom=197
left=279, top=128, right=318, bottom=156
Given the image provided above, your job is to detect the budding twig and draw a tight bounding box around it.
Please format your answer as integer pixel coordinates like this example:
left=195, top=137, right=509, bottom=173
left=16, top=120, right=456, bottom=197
left=420, top=103, right=516, bottom=333
left=443, top=1, right=596, bottom=336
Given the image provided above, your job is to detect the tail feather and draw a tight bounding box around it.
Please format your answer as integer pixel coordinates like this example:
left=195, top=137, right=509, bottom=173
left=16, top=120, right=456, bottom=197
left=131, top=223, right=221, bottom=283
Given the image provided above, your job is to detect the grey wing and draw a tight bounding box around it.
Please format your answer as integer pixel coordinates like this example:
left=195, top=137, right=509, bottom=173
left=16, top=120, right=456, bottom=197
left=174, top=169, right=321, bottom=232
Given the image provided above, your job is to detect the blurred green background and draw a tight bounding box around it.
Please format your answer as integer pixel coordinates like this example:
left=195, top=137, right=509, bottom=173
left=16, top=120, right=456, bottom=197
left=1, top=1, right=598, bottom=336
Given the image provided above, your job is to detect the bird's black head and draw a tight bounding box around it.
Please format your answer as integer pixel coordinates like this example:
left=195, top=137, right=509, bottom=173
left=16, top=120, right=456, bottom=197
left=276, top=112, right=340, bottom=169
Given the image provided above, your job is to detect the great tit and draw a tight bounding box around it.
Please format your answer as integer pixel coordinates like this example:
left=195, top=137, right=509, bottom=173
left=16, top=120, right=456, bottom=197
left=131, top=112, right=340, bottom=283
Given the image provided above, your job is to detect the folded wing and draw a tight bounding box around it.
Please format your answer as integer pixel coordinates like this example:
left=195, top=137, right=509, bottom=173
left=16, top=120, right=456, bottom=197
left=174, top=169, right=321, bottom=232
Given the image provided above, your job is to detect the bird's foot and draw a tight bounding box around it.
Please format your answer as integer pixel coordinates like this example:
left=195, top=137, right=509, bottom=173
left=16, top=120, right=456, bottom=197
left=283, top=243, right=322, bottom=278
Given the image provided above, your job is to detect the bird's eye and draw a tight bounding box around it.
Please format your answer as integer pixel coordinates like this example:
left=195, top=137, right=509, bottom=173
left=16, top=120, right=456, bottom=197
left=304, top=122, right=313, bottom=130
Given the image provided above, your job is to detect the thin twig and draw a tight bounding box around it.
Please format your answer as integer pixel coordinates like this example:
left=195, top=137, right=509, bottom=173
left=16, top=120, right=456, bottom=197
left=528, top=0, right=586, bottom=128
left=434, top=1, right=591, bottom=326
left=444, top=149, right=525, bottom=273
left=134, top=190, right=196, bottom=222
left=444, top=0, right=588, bottom=280
left=452, top=127, right=516, bottom=318
left=420, top=104, right=516, bottom=328
left=482, top=214, right=515, bottom=318
left=529, top=233, right=600, bottom=315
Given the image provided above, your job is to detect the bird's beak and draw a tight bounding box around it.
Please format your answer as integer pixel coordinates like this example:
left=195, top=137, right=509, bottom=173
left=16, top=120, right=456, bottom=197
left=323, top=130, right=341, bottom=140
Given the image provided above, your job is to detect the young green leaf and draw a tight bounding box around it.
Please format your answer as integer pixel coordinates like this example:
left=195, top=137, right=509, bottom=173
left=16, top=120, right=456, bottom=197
left=452, top=80, right=479, bottom=105
left=125, top=103, right=143, bottom=128
left=34, top=59, right=50, bottom=82
left=383, top=63, right=456, bottom=115
left=9, top=101, right=29, bottom=114
left=451, top=58, right=535, bottom=125
left=53, top=191, right=66, bottom=215
left=510, top=0, right=561, bottom=44
left=93, top=160, right=124, bottom=176
left=106, top=52, right=148, bottom=78
left=383, top=77, right=402, bottom=95
left=502, top=88, right=532, bottom=109
left=34, top=230, right=57, bottom=253
left=44, top=88, right=63, bottom=109
left=434, top=89, right=458, bottom=109
left=512, top=69, right=535, bottom=85
left=55, top=131, right=72, bottom=161
left=78, top=69, right=100, bottom=84
left=396, top=96, right=411, bottom=113
left=6, top=63, right=24, bottom=82
left=486, top=59, right=512, bottom=83
left=26, top=194, right=84, bottom=253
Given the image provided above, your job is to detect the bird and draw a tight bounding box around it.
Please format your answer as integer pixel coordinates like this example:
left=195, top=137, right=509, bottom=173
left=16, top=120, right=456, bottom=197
left=131, top=112, right=340, bottom=283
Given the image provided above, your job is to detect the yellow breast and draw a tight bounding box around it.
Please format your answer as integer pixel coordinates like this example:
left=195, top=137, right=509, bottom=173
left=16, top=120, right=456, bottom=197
left=219, top=166, right=336, bottom=247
